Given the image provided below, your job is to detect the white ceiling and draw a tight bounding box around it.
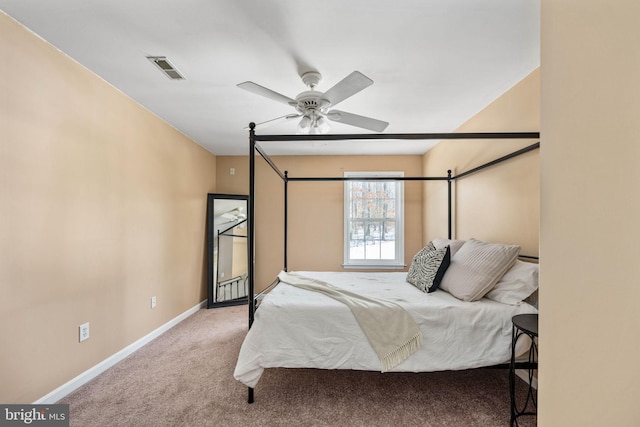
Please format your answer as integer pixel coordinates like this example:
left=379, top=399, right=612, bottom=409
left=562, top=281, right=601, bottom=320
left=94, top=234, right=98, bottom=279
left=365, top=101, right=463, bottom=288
left=0, top=0, right=539, bottom=156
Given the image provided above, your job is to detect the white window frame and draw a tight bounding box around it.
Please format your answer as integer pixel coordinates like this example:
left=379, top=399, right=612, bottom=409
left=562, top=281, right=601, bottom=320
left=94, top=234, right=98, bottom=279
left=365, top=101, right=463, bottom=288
left=343, top=171, right=404, bottom=269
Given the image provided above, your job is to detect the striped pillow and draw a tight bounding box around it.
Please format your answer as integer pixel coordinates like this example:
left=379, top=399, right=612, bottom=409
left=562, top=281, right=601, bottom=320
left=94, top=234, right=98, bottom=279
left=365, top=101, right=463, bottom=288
left=406, top=243, right=451, bottom=293
left=440, top=239, right=520, bottom=302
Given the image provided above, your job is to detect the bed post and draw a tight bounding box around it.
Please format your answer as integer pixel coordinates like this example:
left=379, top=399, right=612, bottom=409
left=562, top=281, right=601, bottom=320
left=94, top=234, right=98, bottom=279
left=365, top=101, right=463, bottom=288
left=248, top=123, right=256, bottom=329
left=248, top=123, right=256, bottom=404
left=284, top=171, right=289, bottom=272
left=447, top=169, right=452, bottom=240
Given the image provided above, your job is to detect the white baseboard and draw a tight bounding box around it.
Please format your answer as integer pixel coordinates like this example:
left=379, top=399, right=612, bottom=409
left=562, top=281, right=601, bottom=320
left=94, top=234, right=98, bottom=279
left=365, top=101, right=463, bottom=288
left=516, top=369, right=538, bottom=389
left=34, top=300, right=207, bottom=404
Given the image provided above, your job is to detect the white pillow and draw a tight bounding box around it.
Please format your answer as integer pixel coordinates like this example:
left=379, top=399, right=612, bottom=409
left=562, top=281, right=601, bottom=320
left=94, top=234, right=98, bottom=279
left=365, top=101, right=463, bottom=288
left=439, top=238, right=520, bottom=302
left=431, top=238, right=466, bottom=257
left=485, top=260, right=539, bottom=305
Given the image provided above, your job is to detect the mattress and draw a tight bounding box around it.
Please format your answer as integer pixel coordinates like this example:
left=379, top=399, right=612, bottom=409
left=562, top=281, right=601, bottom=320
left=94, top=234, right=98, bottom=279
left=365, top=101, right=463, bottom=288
left=234, top=271, right=537, bottom=388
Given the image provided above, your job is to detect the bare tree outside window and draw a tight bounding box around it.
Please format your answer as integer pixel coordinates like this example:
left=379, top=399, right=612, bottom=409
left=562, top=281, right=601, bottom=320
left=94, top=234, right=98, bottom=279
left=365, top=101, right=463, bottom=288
left=344, top=172, right=404, bottom=267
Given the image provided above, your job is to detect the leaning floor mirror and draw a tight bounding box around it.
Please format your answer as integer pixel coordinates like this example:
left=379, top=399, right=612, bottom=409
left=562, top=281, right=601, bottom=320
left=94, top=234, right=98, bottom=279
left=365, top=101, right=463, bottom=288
left=206, top=193, right=249, bottom=308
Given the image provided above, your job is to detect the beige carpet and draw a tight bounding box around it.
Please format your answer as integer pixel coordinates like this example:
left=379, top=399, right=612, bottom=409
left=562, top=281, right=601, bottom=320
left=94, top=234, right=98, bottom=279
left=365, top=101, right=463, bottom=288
left=60, top=304, right=536, bottom=426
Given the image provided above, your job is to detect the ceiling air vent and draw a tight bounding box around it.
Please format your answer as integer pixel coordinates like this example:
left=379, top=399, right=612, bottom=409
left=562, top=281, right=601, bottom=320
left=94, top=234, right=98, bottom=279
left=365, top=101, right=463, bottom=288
left=146, top=56, right=185, bottom=80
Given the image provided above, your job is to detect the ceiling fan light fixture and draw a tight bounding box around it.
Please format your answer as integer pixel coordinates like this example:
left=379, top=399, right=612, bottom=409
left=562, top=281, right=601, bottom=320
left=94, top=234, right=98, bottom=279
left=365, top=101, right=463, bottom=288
left=297, top=113, right=331, bottom=134
left=312, top=115, right=331, bottom=134
left=297, top=115, right=312, bottom=134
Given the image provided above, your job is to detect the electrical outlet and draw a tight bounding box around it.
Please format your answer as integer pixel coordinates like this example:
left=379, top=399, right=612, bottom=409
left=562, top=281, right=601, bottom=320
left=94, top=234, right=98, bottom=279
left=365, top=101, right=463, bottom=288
left=151, top=296, right=156, bottom=309
left=79, top=323, right=90, bottom=342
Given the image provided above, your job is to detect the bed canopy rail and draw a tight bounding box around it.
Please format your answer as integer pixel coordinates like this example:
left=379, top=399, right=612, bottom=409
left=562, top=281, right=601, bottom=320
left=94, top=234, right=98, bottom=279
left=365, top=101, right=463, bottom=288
left=246, top=123, right=540, bottom=404
left=450, top=142, right=540, bottom=180
left=253, top=131, right=540, bottom=142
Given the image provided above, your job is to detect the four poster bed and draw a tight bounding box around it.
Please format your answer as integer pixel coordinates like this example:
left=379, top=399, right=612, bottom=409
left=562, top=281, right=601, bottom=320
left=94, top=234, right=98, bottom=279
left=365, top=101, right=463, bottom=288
left=234, top=124, right=540, bottom=403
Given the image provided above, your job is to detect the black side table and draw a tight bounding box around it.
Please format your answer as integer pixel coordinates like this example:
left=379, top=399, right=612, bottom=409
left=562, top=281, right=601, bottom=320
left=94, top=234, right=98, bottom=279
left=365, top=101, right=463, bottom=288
left=510, top=313, right=538, bottom=426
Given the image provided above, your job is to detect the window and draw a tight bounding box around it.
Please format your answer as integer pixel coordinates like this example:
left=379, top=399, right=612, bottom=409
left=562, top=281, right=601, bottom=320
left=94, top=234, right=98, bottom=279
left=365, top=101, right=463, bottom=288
left=344, top=172, right=404, bottom=268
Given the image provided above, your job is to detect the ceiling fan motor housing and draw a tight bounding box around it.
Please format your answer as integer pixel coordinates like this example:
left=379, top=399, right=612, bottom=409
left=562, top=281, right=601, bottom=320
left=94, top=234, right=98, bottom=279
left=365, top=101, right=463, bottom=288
left=293, top=90, right=330, bottom=115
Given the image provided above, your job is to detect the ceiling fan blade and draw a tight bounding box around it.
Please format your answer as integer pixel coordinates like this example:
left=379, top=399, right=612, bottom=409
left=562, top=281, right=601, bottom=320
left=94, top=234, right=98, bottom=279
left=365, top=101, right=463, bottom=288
left=243, top=114, right=301, bottom=130
left=327, top=110, right=389, bottom=132
left=322, top=71, right=374, bottom=107
left=237, top=81, right=296, bottom=105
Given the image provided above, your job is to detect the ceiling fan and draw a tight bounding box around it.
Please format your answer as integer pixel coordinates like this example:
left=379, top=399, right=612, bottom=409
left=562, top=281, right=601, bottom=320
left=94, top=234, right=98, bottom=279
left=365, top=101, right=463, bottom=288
left=237, top=71, right=389, bottom=134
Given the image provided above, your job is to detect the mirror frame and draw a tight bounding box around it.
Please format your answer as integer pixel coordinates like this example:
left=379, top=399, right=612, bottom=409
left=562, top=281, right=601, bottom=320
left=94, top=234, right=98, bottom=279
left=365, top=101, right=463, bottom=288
left=206, top=193, right=249, bottom=309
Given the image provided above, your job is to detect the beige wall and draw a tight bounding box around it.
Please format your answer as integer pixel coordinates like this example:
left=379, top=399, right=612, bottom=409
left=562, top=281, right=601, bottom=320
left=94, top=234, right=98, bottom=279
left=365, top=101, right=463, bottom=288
left=216, top=157, right=250, bottom=196
left=422, top=69, right=540, bottom=256
left=540, top=2, right=640, bottom=425
left=217, top=155, right=423, bottom=291
left=0, top=13, right=216, bottom=403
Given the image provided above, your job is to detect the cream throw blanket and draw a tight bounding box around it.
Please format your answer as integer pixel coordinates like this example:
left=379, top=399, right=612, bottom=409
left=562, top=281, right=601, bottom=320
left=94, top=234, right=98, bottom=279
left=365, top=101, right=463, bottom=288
left=277, top=271, right=422, bottom=372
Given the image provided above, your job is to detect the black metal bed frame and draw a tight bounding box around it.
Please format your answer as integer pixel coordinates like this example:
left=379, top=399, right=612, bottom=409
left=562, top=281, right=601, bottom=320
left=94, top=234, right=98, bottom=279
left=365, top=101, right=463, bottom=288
left=246, top=123, right=540, bottom=403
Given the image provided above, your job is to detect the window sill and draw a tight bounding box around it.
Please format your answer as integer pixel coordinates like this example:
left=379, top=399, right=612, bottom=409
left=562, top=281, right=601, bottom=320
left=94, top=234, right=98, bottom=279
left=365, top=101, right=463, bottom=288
left=342, top=264, right=406, bottom=270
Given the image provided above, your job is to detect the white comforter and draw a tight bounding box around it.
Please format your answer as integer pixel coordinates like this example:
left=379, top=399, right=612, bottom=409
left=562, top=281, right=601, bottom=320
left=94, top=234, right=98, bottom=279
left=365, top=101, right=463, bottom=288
left=234, top=271, right=537, bottom=388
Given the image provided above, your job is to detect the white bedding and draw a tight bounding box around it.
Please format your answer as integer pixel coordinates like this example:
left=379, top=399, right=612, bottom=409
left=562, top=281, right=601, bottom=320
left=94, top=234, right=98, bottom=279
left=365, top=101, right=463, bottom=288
left=234, top=271, right=537, bottom=388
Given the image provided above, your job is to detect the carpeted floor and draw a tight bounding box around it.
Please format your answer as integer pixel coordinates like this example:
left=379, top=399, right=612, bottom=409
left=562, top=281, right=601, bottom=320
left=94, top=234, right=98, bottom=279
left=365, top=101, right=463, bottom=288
left=60, top=305, right=536, bottom=426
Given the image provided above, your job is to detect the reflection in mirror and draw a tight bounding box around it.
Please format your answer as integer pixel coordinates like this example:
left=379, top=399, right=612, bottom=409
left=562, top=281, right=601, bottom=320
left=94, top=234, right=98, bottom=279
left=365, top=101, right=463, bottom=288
left=206, top=194, right=249, bottom=308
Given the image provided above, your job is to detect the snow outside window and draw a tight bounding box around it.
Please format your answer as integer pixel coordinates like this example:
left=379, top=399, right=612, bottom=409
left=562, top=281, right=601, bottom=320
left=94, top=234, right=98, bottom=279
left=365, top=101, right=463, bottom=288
left=343, top=171, right=404, bottom=268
